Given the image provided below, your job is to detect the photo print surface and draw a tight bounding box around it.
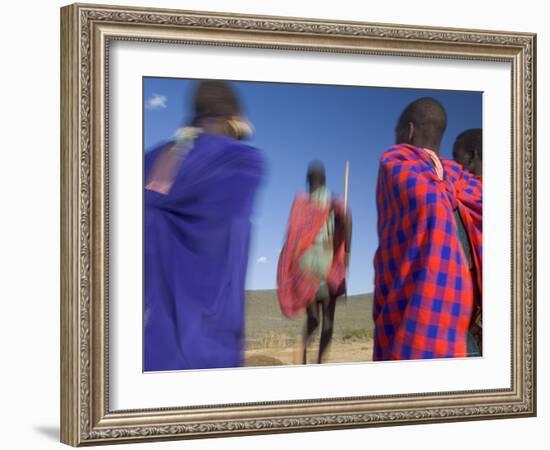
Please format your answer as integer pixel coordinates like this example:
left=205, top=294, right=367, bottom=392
left=142, top=77, right=482, bottom=372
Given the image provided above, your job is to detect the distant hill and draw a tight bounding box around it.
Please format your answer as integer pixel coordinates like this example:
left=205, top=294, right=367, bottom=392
left=245, top=289, right=374, bottom=349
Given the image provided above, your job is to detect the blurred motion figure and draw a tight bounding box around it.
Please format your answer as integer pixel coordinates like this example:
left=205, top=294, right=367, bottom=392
left=277, top=161, right=352, bottom=364
left=144, top=80, right=264, bottom=371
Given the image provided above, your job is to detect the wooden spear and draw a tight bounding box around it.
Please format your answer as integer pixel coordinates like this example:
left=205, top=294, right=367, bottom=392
left=344, top=160, right=350, bottom=212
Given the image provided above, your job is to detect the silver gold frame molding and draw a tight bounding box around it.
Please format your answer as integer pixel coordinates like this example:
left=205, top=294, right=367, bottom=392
left=60, top=2, right=536, bottom=446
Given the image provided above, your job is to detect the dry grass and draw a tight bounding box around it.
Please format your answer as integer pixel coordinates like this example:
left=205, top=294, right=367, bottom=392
left=245, top=290, right=374, bottom=344
left=342, top=327, right=374, bottom=341
left=247, top=332, right=294, bottom=350
left=244, top=290, right=375, bottom=366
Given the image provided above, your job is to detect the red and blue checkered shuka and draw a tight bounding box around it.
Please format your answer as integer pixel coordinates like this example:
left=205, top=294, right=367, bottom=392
left=373, top=144, right=482, bottom=360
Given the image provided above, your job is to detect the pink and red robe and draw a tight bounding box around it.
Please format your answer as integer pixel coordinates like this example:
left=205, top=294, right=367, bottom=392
left=277, top=194, right=348, bottom=318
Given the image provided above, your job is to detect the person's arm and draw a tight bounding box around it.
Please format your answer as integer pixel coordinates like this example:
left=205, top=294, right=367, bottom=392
left=344, top=209, right=352, bottom=269
left=331, top=197, right=352, bottom=269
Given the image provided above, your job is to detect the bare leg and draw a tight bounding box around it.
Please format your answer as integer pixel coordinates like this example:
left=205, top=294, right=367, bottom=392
left=303, top=301, right=320, bottom=364
left=318, top=296, right=337, bottom=363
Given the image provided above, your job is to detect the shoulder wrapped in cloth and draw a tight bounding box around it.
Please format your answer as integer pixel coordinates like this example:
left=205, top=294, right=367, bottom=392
left=144, top=133, right=264, bottom=371
left=373, top=144, right=482, bottom=360
left=277, top=189, right=347, bottom=318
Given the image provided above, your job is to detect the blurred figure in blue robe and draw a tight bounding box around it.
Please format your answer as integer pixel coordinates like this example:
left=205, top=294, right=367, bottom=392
left=144, top=80, right=264, bottom=371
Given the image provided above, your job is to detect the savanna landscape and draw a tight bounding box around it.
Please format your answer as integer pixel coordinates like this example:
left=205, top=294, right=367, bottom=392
left=244, top=290, right=374, bottom=367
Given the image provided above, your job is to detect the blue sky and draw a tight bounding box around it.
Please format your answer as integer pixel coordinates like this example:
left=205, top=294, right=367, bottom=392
left=144, top=77, right=482, bottom=294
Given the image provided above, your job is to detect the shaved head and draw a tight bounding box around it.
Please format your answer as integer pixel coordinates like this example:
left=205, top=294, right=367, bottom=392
left=193, top=80, right=241, bottom=122
left=453, top=128, right=482, bottom=177
left=307, top=160, right=326, bottom=192
left=395, top=97, right=447, bottom=153
left=190, top=80, right=248, bottom=140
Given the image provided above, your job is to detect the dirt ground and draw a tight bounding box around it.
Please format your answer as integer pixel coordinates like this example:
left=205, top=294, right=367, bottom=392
left=245, top=339, right=374, bottom=367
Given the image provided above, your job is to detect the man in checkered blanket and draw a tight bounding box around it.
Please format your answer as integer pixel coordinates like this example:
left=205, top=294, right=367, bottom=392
left=373, top=97, right=482, bottom=361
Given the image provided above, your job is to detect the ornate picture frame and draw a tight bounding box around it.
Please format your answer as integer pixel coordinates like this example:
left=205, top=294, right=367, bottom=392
left=60, top=2, right=536, bottom=446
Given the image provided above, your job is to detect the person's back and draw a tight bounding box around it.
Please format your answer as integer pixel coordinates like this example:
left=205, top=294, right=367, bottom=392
left=277, top=161, right=351, bottom=364
left=144, top=81, right=264, bottom=371
left=277, top=163, right=350, bottom=319
left=144, top=133, right=263, bottom=371
left=299, top=185, right=335, bottom=284
left=373, top=98, right=482, bottom=361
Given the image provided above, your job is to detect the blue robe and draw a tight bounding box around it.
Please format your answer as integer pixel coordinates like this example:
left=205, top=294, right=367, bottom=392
left=144, top=133, right=264, bottom=371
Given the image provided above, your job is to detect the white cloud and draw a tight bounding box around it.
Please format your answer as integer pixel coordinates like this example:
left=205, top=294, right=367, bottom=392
left=145, top=93, right=167, bottom=110
left=257, top=256, right=268, bottom=264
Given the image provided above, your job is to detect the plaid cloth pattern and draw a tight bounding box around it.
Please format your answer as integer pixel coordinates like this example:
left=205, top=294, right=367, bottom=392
left=277, top=194, right=347, bottom=318
left=373, top=144, right=482, bottom=360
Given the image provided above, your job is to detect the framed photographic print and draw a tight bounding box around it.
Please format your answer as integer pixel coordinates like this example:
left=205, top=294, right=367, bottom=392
left=60, top=2, right=537, bottom=446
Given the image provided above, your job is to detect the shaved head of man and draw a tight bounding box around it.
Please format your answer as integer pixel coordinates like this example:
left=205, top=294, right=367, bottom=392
left=395, top=97, right=447, bottom=154
left=453, top=128, right=482, bottom=177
